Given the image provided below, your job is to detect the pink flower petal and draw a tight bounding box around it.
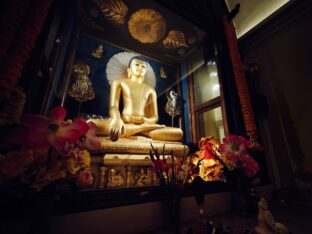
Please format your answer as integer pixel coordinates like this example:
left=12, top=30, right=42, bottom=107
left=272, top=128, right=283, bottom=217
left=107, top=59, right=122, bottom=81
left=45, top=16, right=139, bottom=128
left=49, top=107, right=67, bottom=123
left=47, top=133, right=67, bottom=150
left=55, top=127, right=82, bottom=143
left=85, top=121, right=100, bottom=150
left=72, top=118, right=90, bottom=136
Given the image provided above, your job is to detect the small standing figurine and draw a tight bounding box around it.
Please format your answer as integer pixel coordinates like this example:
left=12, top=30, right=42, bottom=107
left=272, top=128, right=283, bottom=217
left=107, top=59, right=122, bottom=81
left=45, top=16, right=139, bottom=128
left=255, top=198, right=289, bottom=234
left=135, top=168, right=147, bottom=186
left=98, top=167, right=107, bottom=189
left=107, top=168, right=124, bottom=187
left=126, top=165, right=132, bottom=187
left=165, top=89, right=182, bottom=127
left=91, top=44, right=104, bottom=59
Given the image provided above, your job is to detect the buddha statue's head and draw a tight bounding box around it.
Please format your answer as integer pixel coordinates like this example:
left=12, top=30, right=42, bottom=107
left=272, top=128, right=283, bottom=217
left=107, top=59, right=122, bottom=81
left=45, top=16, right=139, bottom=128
left=127, top=56, right=147, bottom=82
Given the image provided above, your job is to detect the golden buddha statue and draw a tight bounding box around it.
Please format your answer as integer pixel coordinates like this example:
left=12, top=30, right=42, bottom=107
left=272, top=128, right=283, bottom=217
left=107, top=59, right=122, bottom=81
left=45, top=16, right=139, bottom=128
left=90, top=56, right=183, bottom=142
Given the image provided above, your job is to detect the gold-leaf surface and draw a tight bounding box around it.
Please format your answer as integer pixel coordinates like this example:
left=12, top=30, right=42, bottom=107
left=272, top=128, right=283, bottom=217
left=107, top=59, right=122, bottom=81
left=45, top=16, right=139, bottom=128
left=128, top=9, right=167, bottom=43
left=163, top=30, right=188, bottom=48
left=93, top=0, right=128, bottom=25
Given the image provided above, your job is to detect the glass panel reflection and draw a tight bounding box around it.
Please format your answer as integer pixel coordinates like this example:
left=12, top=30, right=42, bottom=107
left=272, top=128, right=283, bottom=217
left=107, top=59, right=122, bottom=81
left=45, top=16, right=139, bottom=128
left=193, top=62, right=220, bottom=105
left=198, top=106, right=225, bottom=142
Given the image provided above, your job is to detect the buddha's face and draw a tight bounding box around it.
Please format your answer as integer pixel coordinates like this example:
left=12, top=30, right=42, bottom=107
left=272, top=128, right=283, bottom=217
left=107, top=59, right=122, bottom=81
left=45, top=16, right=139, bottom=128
left=128, top=58, right=147, bottom=79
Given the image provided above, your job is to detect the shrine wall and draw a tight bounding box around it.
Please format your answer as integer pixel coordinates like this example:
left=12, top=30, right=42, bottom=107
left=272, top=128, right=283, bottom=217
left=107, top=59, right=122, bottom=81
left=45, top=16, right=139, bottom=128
left=239, top=2, right=312, bottom=189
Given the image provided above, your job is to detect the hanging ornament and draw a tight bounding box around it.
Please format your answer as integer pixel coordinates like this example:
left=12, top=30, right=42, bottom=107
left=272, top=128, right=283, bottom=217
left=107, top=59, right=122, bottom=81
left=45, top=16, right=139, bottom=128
left=163, top=30, right=188, bottom=48
left=165, top=89, right=182, bottom=127
left=91, top=44, right=104, bottom=59
left=160, top=66, right=167, bottom=79
left=68, top=62, right=95, bottom=102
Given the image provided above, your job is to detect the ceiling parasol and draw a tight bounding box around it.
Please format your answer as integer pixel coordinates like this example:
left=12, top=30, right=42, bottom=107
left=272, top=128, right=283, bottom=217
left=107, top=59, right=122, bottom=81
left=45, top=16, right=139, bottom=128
left=128, top=9, right=167, bottom=43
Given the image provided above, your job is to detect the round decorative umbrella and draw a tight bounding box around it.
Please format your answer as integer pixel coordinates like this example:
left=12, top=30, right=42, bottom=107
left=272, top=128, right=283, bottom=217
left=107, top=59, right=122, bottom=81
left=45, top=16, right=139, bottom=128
left=128, top=9, right=167, bottom=43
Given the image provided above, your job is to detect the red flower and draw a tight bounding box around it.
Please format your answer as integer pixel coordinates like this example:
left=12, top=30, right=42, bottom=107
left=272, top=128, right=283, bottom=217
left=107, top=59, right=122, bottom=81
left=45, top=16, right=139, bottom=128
left=11, top=107, right=89, bottom=150
left=151, top=159, right=172, bottom=174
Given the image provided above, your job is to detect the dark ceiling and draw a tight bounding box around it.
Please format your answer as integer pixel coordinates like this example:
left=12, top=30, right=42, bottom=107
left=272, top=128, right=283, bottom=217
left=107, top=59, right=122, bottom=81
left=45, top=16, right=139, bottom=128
left=78, top=0, right=224, bottom=65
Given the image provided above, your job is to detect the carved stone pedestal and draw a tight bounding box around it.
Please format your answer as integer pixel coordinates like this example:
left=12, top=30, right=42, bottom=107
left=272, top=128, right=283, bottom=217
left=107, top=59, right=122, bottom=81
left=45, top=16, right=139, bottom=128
left=90, top=137, right=189, bottom=190
left=93, top=137, right=188, bottom=157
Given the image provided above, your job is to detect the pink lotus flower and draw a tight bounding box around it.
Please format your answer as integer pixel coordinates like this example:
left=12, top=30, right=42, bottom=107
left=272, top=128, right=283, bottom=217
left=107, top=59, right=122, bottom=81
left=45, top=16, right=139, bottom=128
left=14, top=107, right=89, bottom=150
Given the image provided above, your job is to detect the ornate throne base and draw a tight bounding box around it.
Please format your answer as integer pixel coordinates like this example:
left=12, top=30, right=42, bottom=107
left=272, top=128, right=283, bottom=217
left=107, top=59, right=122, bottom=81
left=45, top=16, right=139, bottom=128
left=90, top=136, right=189, bottom=190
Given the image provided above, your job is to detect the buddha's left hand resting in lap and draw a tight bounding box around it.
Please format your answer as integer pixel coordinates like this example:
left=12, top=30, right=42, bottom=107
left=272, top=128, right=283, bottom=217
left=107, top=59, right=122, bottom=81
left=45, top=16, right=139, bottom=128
left=90, top=56, right=183, bottom=142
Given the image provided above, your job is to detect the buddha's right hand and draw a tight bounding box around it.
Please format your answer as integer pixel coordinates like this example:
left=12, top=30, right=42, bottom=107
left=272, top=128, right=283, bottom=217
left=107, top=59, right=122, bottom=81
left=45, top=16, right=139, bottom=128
left=108, top=118, right=124, bottom=141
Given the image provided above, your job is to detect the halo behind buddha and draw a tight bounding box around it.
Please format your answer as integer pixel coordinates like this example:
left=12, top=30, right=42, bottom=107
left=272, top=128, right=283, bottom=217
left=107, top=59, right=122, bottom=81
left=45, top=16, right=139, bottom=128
left=106, top=52, right=156, bottom=88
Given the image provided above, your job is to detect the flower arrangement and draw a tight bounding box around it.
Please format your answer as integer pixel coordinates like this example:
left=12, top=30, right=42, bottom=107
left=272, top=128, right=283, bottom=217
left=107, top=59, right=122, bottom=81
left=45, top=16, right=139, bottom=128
left=220, top=134, right=259, bottom=177
left=149, top=144, right=188, bottom=231
left=202, top=134, right=260, bottom=179
left=149, top=144, right=188, bottom=188
left=0, top=107, right=100, bottom=191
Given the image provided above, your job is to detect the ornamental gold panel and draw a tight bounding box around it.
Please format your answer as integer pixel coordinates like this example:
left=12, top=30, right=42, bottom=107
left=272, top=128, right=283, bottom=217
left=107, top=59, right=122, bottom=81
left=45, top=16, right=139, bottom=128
left=93, top=0, right=128, bottom=25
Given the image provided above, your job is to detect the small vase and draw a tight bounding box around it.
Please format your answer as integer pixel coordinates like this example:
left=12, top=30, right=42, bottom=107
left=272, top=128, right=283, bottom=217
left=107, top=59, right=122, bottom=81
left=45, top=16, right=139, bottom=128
left=166, top=185, right=182, bottom=234
left=27, top=190, right=55, bottom=234
left=231, top=170, right=257, bottom=215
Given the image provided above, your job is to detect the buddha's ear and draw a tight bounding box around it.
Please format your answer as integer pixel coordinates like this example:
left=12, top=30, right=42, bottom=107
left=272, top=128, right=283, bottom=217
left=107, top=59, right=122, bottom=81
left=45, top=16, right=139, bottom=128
left=127, top=67, right=131, bottom=78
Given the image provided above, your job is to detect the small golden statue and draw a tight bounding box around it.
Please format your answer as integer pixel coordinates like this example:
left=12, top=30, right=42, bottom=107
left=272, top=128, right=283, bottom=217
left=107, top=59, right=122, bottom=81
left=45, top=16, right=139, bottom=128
left=107, top=168, right=124, bottom=187
left=134, top=168, right=147, bottom=186
left=91, top=44, right=104, bottom=59
left=90, top=55, right=183, bottom=142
